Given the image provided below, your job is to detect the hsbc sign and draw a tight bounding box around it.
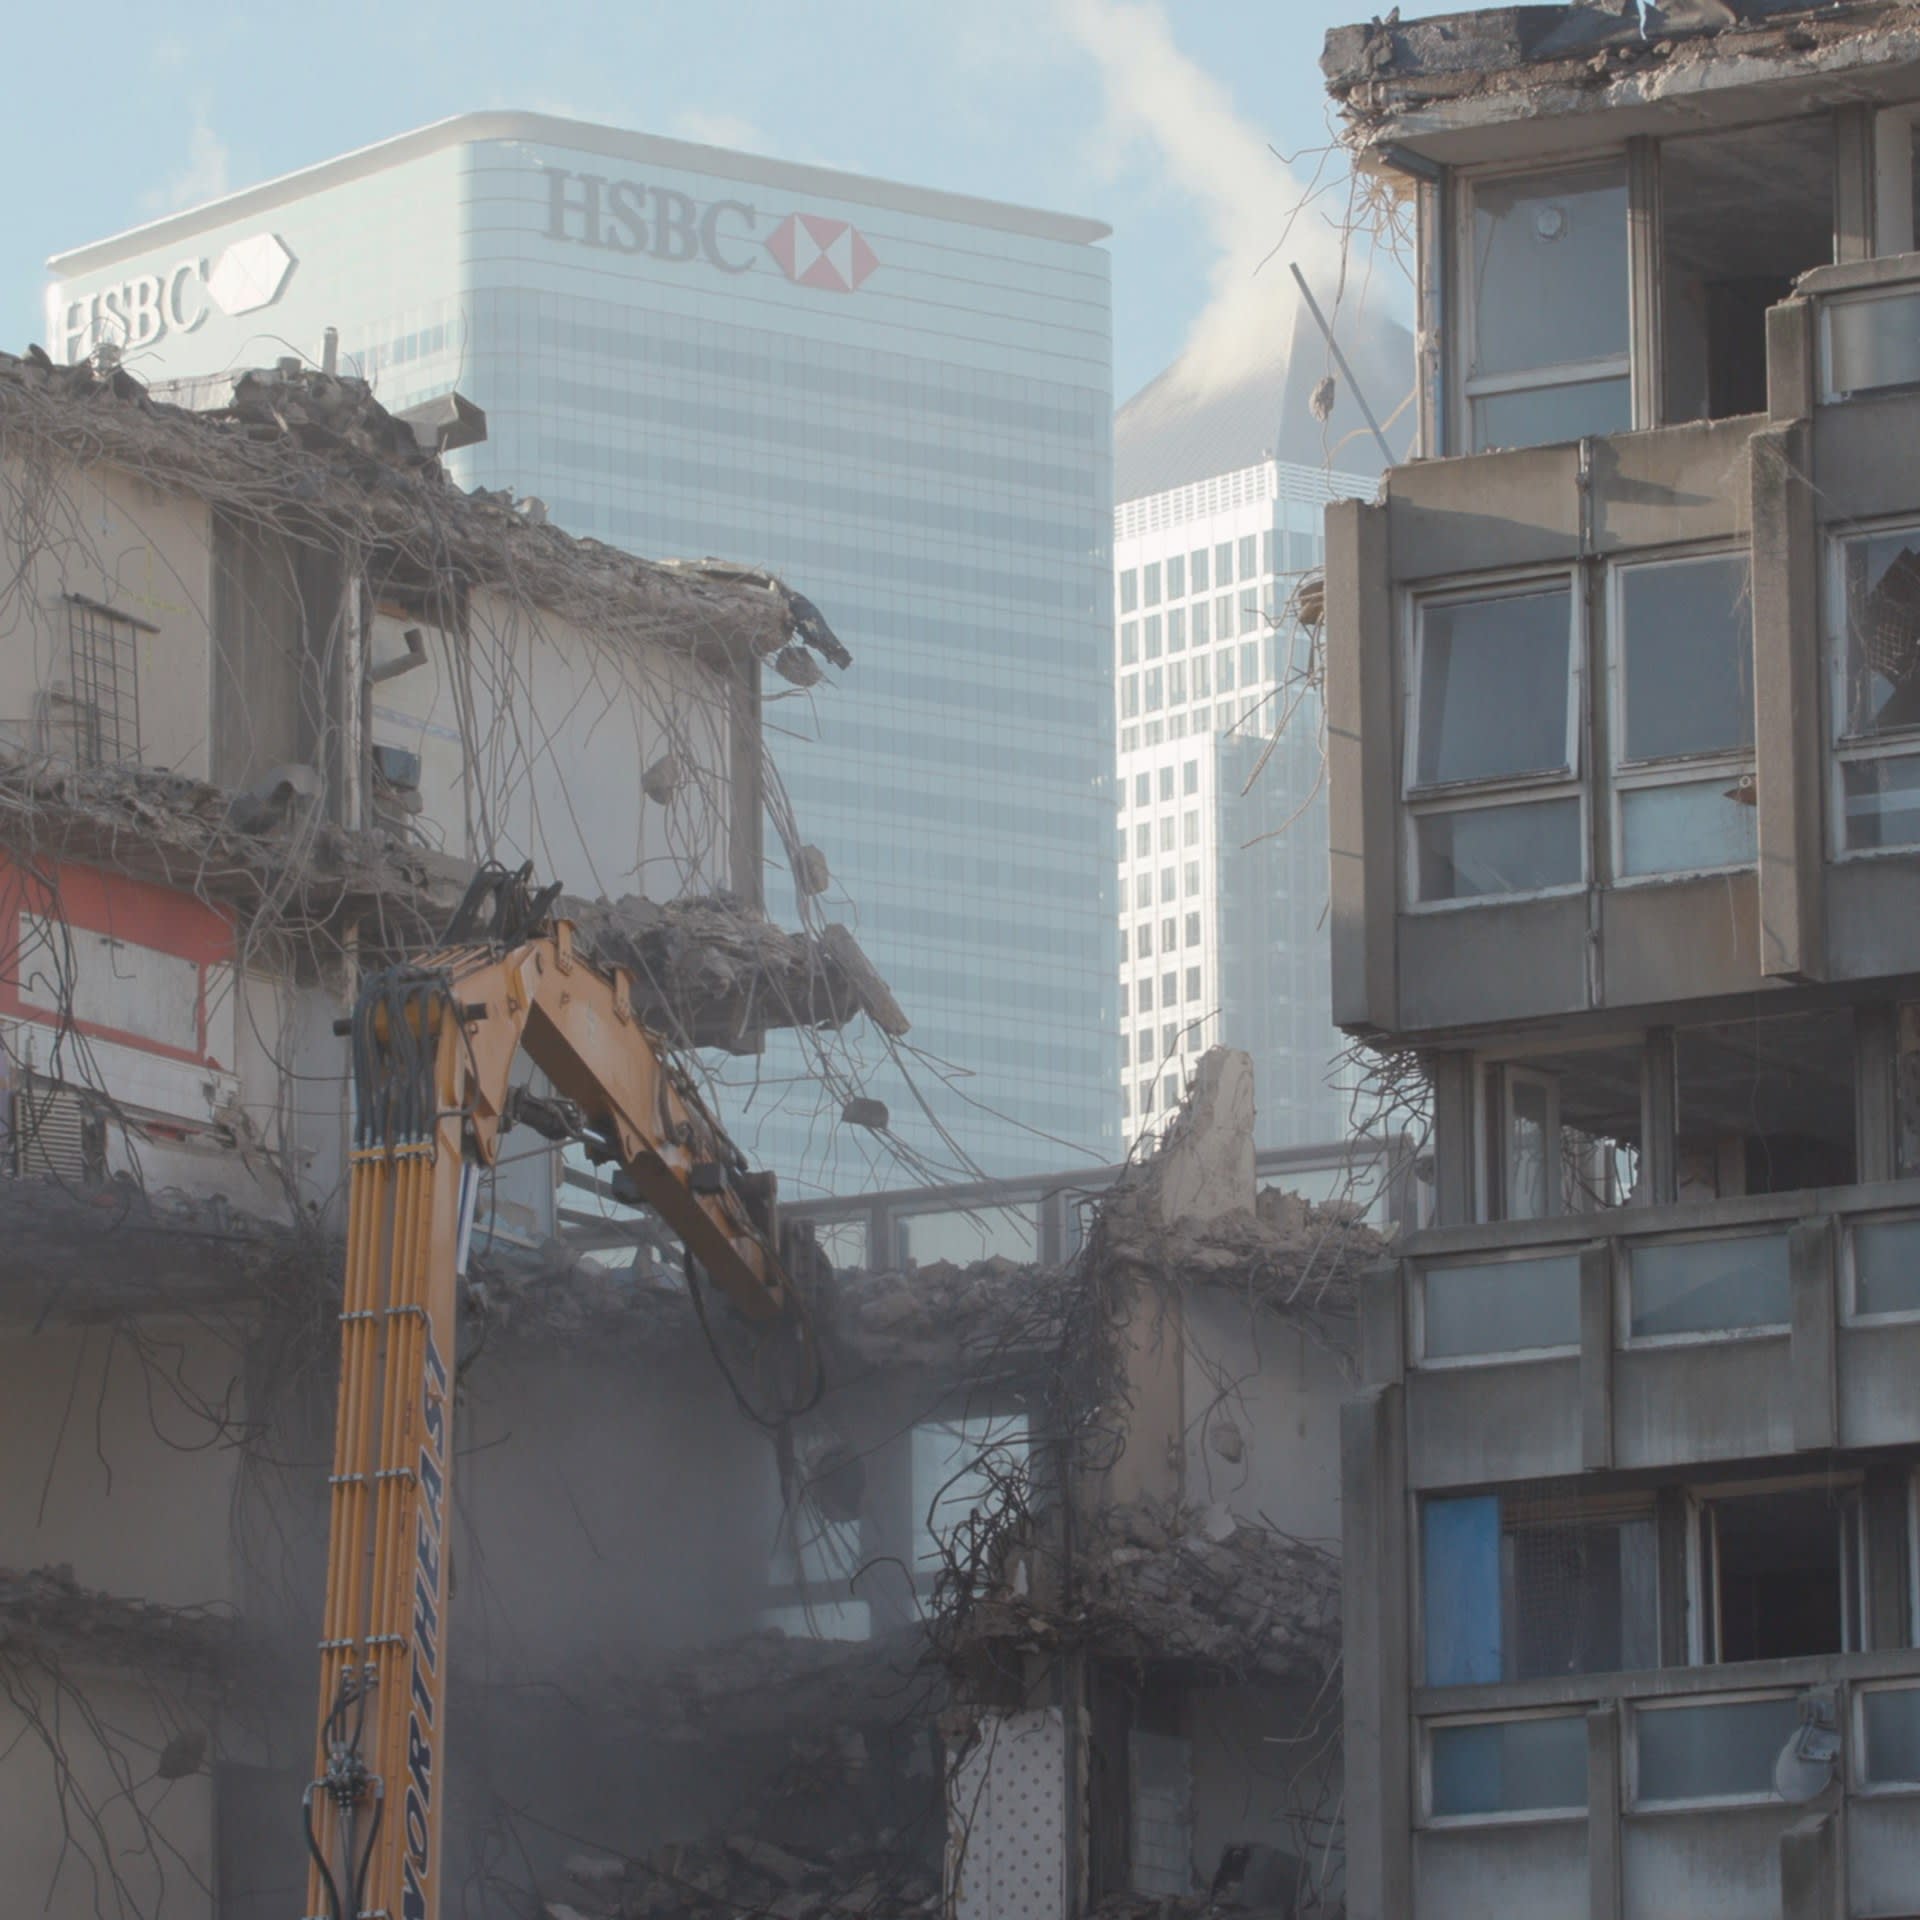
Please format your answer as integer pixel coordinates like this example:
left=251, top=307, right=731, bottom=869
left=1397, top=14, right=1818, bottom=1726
left=57, top=233, right=297, bottom=362
left=544, top=170, right=879, bottom=293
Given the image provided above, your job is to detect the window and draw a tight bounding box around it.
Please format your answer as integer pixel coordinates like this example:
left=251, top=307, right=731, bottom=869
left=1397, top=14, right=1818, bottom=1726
left=1135, top=875, right=1151, bottom=909
left=1166, top=554, right=1185, bottom=599
left=1119, top=930, right=1131, bottom=967
left=1144, top=668, right=1163, bottom=712
left=1663, top=118, right=1834, bottom=423
left=1144, top=614, right=1162, bottom=661
left=1119, top=569, right=1139, bottom=614
left=1120, top=1085, right=1130, bottom=1118
left=1158, top=817, right=1175, bottom=853
left=1262, top=530, right=1279, bottom=577
left=1192, top=601, right=1210, bottom=647
left=1118, top=1031, right=1130, bottom=1068
left=1159, top=868, right=1175, bottom=903
left=1408, top=580, right=1581, bottom=903
left=1216, top=594, right=1235, bottom=640
left=1135, top=823, right=1151, bottom=857
left=1160, top=972, right=1176, bottom=1007
left=1428, top=1716, right=1587, bottom=1822
left=1190, top=548, right=1209, bottom=593
left=1159, top=768, right=1174, bottom=801
left=62, top=596, right=146, bottom=768
left=1215, top=542, right=1233, bottom=586
left=1168, top=662, right=1186, bottom=705
left=1423, top=1489, right=1657, bottom=1686
left=1135, top=773, right=1150, bottom=806
left=1632, top=1696, right=1800, bottom=1806
left=1419, top=1251, right=1581, bottom=1363
left=1167, top=608, right=1185, bottom=653
left=1184, top=966, right=1200, bottom=1000
left=1193, top=654, right=1211, bottom=699
left=1135, top=925, right=1152, bottom=960
left=1861, top=1684, right=1920, bottom=1787
left=1184, top=912, right=1201, bottom=946
left=1239, top=535, right=1257, bottom=580
left=1832, top=522, right=1920, bottom=851
left=1463, top=160, right=1630, bottom=452
left=1184, top=862, right=1200, bottom=897
left=1139, top=1079, right=1155, bottom=1115
left=1627, top=1232, right=1791, bottom=1339
left=1698, top=1482, right=1860, bottom=1664
left=1143, top=562, right=1161, bottom=606
left=1120, top=621, right=1139, bottom=665
left=1137, top=978, right=1154, bottom=1013
left=1121, top=675, right=1140, bottom=720
left=1183, top=809, right=1199, bottom=846
left=1156, top=917, right=1174, bottom=952
left=1612, top=550, right=1756, bottom=878
left=1161, top=1021, right=1177, bottom=1057
left=1164, top=1072, right=1179, bottom=1107
left=1217, top=647, right=1235, bottom=693
left=1239, top=638, right=1259, bottom=686
left=1851, top=1218, right=1920, bottom=1319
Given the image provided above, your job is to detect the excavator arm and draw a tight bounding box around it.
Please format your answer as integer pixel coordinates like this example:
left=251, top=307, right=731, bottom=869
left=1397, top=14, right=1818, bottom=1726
left=303, top=913, right=790, bottom=1920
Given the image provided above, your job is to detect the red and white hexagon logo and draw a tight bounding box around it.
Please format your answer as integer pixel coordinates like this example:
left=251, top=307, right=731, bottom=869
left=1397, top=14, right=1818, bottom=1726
left=764, top=214, right=879, bottom=292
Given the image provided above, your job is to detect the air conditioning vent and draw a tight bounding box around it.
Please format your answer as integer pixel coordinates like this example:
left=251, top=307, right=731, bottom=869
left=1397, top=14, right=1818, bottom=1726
left=11, top=1077, right=106, bottom=1184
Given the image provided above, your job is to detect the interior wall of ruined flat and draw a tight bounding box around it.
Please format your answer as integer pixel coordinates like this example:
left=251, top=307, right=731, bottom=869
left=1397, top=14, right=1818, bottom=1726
left=0, top=454, right=215, bottom=778
left=373, top=589, right=745, bottom=903
left=0, top=1676, right=216, bottom=1920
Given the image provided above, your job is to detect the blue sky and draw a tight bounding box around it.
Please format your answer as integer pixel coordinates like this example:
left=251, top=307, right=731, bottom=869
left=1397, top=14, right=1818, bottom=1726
left=7, top=0, right=1412, bottom=401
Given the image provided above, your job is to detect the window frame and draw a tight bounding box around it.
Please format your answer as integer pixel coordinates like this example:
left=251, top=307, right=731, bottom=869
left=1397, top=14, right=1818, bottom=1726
left=1412, top=1246, right=1584, bottom=1370
left=1826, top=515, right=1920, bottom=859
left=1606, top=544, right=1759, bottom=885
left=1855, top=1678, right=1920, bottom=1797
left=1453, top=152, right=1634, bottom=456
left=1418, top=1709, right=1591, bottom=1830
left=1618, top=1226, right=1794, bottom=1350
left=1626, top=1689, right=1802, bottom=1813
left=1402, top=568, right=1588, bottom=911
left=1843, top=1213, right=1920, bottom=1328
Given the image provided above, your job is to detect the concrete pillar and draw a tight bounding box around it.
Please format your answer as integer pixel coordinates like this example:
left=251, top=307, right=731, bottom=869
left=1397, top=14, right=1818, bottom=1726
left=1430, top=1052, right=1476, bottom=1227
left=1780, top=1809, right=1840, bottom=1920
left=1580, top=1240, right=1615, bottom=1471
left=1341, top=1386, right=1409, bottom=1920
left=1587, top=1705, right=1622, bottom=1920
left=1790, top=1215, right=1838, bottom=1453
left=858, top=1425, right=922, bottom=1633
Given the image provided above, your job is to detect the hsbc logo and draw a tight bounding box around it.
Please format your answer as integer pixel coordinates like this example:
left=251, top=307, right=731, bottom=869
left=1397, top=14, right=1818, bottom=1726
left=544, top=169, right=879, bottom=294
left=56, top=233, right=296, bottom=363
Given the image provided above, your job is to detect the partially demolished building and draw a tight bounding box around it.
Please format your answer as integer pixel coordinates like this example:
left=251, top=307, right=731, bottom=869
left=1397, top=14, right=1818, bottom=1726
left=1323, top=3, right=1920, bottom=1915
left=0, top=346, right=1379, bottom=1920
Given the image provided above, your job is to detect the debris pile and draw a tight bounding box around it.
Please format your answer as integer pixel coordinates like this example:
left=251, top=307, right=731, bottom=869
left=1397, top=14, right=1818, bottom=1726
left=957, top=1502, right=1340, bottom=1687
left=0, top=1564, right=232, bottom=1675
left=544, top=1830, right=941, bottom=1920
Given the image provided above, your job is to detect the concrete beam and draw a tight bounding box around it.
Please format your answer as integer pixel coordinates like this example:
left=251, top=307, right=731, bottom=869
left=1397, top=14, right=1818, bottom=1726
left=1780, top=1809, right=1839, bottom=1920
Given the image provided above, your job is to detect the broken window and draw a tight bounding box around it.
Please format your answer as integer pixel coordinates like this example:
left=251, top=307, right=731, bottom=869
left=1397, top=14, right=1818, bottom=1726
left=1833, top=523, right=1920, bottom=850
left=1628, top=1231, right=1791, bottom=1338
left=1408, top=579, right=1582, bottom=903
left=1632, top=1696, right=1801, bottom=1806
left=1661, top=118, right=1833, bottom=423
left=1698, top=1481, right=1861, bottom=1664
left=1675, top=1010, right=1856, bottom=1197
left=1423, top=1488, right=1657, bottom=1686
left=1611, top=550, right=1757, bottom=878
left=1427, top=1714, right=1587, bottom=1822
left=1419, top=1250, right=1581, bottom=1362
left=1463, top=160, right=1630, bottom=452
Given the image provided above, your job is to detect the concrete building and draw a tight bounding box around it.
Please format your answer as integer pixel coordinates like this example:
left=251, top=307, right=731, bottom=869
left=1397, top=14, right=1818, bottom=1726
left=1322, top=5, right=1920, bottom=1914
left=1111, top=310, right=1404, bottom=1151
left=44, top=112, right=1119, bottom=1192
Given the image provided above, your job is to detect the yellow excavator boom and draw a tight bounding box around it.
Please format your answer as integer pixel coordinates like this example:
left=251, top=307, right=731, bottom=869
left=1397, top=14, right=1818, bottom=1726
left=303, top=909, right=787, bottom=1920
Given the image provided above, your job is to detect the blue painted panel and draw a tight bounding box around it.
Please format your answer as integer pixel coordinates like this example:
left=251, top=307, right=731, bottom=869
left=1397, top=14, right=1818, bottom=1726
left=1423, top=1494, right=1502, bottom=1686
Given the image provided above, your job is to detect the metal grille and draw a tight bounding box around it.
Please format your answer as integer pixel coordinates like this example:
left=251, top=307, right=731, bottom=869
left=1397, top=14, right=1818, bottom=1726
left=11, top=1077, right=104, bottom=1184
left=64, top=595, right=147, bottom=767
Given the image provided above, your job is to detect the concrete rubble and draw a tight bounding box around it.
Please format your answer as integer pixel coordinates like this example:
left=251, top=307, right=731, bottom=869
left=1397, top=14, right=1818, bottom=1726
left=0, top=1563, right=231, bottom=1676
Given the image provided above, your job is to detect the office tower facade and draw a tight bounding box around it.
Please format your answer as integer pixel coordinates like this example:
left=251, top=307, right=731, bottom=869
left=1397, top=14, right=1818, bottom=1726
left=46, top=113, right=1119, bottom=1190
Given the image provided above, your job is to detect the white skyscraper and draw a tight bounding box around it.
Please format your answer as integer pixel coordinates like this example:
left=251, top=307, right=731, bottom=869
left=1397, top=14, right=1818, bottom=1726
left=1111, top=303, right=1409, bottom=1147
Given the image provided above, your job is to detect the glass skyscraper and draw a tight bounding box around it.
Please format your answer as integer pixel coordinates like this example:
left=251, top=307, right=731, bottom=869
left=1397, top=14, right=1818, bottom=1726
left=46, top=113, right=1119, bottom=1192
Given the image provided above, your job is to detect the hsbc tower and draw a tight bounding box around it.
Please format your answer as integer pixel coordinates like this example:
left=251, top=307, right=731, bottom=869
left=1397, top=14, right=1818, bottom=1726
left=46, top=113, right=1118, bottom=1197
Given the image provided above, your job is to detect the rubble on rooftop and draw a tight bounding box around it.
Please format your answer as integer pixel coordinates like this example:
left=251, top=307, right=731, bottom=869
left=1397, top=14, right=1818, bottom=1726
left=0, top=1564, right=232, bottom=1676
left=1323, top=1, right=1920, bottom=146
left=0, top=348, right=849, bottom=680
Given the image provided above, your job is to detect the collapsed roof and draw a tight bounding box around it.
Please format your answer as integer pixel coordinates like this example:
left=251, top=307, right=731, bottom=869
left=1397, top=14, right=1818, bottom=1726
left=1324, top=1, right=1920, bottom=161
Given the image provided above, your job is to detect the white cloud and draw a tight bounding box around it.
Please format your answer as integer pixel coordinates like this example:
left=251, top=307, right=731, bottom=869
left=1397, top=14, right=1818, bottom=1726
left=143, top=113, right=231, bottom=215
left=670, top=107, right=776, bottom=155
left=1056, top=0, right=1350, bottom=398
